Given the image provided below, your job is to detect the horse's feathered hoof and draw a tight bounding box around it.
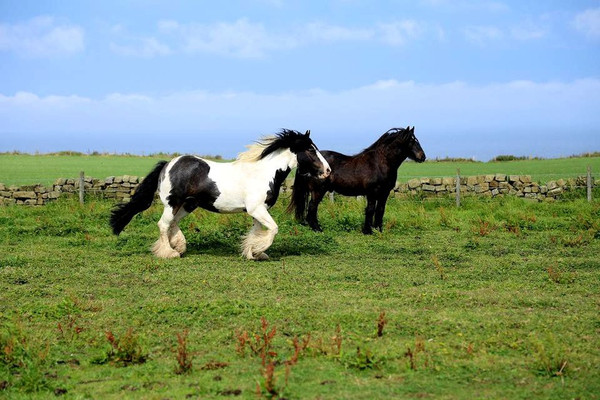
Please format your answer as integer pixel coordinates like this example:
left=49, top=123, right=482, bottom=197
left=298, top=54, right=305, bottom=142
left=254, top=252, right=270, bottom=261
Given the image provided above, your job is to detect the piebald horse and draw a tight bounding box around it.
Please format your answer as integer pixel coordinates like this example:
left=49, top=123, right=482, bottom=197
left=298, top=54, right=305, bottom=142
left=110, top=129, right=331, bottom=260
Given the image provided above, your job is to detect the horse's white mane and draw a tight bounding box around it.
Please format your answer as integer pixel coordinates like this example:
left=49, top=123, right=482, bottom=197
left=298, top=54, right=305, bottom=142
left=235, top=136, right=277, bottom=163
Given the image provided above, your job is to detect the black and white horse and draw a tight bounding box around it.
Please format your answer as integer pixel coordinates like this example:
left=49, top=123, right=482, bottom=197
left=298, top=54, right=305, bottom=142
left=110, top=129, right=331, bottom=260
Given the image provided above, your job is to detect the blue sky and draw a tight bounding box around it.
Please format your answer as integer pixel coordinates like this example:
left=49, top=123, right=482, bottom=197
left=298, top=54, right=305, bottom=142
left=1, top=0, right=599, bottom=160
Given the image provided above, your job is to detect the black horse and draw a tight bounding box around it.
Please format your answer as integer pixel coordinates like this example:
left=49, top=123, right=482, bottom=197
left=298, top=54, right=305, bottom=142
left=288, top=126, right=426, bottom=234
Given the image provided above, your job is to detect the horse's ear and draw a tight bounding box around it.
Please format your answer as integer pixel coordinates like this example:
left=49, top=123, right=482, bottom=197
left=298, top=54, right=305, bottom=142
left=305, top=130, right=311, bottom=137
left=411, top=126, right=415, bottom=133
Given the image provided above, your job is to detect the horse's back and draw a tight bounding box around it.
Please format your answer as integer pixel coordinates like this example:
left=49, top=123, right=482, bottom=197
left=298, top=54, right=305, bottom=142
left=162, top=155, right=224, bottom=212
left=319, top=150, right=393, bottom=196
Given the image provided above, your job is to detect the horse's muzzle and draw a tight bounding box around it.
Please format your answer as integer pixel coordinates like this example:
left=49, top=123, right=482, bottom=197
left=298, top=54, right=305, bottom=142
left=318, top=167, right=331, bottom=179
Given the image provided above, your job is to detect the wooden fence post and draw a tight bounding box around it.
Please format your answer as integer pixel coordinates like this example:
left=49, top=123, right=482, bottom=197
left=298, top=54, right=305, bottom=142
left=456, top=168, right=461, bottom=207
left=588, top=165, right=592, bottom=203
left=79, top=171, right=85, bottom=205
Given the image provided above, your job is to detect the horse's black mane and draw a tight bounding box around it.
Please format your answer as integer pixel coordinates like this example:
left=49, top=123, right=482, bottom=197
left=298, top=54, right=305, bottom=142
left=362, top=127, right=411, bottom=153
left=260, top=129, right=308, bottom=159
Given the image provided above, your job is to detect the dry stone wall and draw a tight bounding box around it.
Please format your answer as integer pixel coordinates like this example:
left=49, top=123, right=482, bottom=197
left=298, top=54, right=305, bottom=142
left=394, top=174, right=592, bottom=201
left=0, top=175, right=141, bottom=205
left=0, top=174, right=594, bottom=206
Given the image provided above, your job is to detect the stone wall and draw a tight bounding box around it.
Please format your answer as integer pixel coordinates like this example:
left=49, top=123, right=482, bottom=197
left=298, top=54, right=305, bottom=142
left=0, top=175, right=141, bottom=205
left=394, top=174, right=593, bottom=201
left=0, top=174, right=595, bottom=205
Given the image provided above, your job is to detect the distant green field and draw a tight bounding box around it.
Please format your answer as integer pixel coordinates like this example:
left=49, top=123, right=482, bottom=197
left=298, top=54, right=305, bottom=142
left=0, top=153, right=598, bottom=186
left=0, top=154, right=170, bottom=186
left=397, top=157, right=599, bottom=182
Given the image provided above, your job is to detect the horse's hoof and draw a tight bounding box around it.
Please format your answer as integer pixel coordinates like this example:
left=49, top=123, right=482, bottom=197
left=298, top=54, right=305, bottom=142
left=155, top=249, right=181, bottom=259
left=362, top=228, right=373, bottom=235
left=254, top=253, right=270, bottom=261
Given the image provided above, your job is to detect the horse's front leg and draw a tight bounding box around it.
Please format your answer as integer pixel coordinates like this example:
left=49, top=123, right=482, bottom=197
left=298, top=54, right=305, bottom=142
left=307, top=189, right=325, bottom=232
left=362, top=196, right=377, bottom=235
left=242, top=206, right=278, bottom=261
left=373, top=194, right=390, bottom=232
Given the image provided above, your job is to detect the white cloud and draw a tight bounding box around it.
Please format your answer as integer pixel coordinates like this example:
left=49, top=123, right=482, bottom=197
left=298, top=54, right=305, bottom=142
left=377, top=20, right=423, bottom=46
left=111, top=18, right=430, bottom=59
left=463, top=25, right=504, bottom=45
left=183, top=19, right=274, bottom=58
left=510, top=24, right=546, bottom=41
left=0, top=16, right=84, bottom=57
left=420, top=0, right=509, bottom=13
left=573, top=7, right=600, bottom=39
left=1, top=79, right=598, bottom=159
left=110, top=37, right=171, bottom=58
left=304, top=21, right=373, bottom=43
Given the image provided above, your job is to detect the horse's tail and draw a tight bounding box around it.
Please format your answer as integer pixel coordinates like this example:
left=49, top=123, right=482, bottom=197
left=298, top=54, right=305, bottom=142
left=110, top=161, right=168, bottom=235
left=287, top=172, right=309, bottom=222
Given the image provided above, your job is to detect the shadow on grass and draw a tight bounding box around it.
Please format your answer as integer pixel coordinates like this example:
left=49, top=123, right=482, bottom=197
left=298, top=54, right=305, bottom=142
left=184, top=228, right=338, bottom=259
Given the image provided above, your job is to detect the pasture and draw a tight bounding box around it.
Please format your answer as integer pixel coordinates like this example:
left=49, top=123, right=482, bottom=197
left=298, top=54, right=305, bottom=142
left=1, top=194, right=599, bottom=399
left=1, top=153, right=599, bottom=186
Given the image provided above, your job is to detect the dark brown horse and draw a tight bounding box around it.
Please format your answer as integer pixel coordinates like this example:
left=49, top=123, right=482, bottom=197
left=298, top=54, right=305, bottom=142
left=288, top=127, right=426, bottom=234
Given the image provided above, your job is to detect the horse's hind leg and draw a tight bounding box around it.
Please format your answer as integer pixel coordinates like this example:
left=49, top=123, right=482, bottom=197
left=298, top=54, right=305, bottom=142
left=169, top=208, right=189, bottom=255
left=152, top=206, right=181, bottom=259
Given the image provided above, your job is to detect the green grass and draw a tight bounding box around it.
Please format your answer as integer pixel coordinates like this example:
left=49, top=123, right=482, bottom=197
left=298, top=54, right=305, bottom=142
left=0, top=154, right=598, bottom=186
left=0, top=154, right=169, bottom=186
left=1, top=195, right=599, bottom=398
left=396, top=157, right=600, bottom=182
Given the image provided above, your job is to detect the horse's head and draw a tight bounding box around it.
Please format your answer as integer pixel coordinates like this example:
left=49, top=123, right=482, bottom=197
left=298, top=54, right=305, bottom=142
left=291, top=130, right=331, bottom=179
left=404, top=126, right=426, bottom=163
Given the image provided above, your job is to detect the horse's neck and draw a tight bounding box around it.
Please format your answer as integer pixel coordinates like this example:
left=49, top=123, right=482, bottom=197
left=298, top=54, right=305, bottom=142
left=257, top=149, right=296, bottom=176
left=381, top=148, right=407, bottom=170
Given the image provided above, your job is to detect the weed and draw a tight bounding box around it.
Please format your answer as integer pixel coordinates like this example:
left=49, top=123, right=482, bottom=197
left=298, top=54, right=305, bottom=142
left=57, top=315, right=84, bottom=343
left=242, top=317, right=305, bottom=399
left=562, top=231, right=594, bottom=247
left=473, top=217, right=495, bottom=236
left=345, top=345, right=381, bottom=370
left=432, top=255, right=445, bottom=280
left=376, top=311, right=388, bottom=338
left=174, top=330, right=193, bottom=375
left=465, top=343, right=474, bottom=356
left=287, top=334, right=311, bottom=366
left=546, top=264, right=576, bottom=284
left=504, top=221, right=521, bottom=236
left=95, top=328, right=147, bottom=366
left=532, top=335, right=569, bottom=378
left=404, top=336, right=432, bottom=371
left=331, top=324, right=343, bottom=357
left=199, top=361, right=228, bottom=370
left=256, top=361, right=279, bottom=399
left=251, top=317, right=278, bottom=367
left=235, top=329, right=250, bottom=357
left=0, top=321, right=54, bottom=393
left=438, top=206, right=456, bottom=228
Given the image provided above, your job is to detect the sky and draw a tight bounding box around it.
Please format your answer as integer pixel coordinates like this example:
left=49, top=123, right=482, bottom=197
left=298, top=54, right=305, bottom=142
left=0, top=0, right=599, bottom=160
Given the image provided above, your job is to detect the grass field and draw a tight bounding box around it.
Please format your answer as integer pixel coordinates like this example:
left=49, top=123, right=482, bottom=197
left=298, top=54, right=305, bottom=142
left=0, top=153, right=598, bottom=186
left=1, top=195, right=599, bottom=399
